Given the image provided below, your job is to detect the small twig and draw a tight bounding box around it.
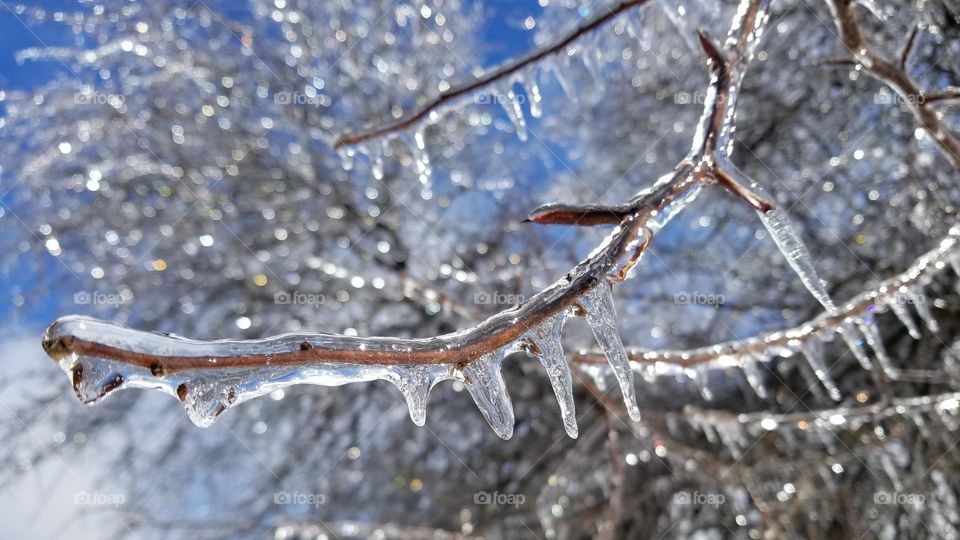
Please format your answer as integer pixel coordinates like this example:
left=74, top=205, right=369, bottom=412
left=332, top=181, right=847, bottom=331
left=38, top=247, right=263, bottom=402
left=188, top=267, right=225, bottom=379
left=811, top=57, right=858, bottom=67
left=923, top=87, right=960, bottom=103
left=525, top=203, right=631, bottom=227
left=334, top=0, right=653, bottom=149
left=900, top=24, right=919, bottom=72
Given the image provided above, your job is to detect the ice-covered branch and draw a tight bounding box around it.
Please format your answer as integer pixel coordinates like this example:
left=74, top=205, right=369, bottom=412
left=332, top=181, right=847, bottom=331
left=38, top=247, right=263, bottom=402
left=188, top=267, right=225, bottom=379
left=826, top=0, right=960, bottom=170
left=573, top=225, right=960, bottom=398
left=669, top=390, right=960, bottom=460
left=686, top=391, right=960, bottom=435
left=42, top=0, right=827, bottom=440
left=333, top=0, right=652, bottom=149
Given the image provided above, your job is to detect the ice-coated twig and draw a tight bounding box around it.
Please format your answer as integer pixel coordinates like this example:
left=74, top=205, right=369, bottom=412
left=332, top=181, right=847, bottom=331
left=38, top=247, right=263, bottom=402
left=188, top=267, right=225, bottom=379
left=685, top=391, right=960, bottom=433
left=43, top=0, right=789, bottom=437
left=333, top=0, right=653, bottom=149
left=573, top=224, right=960, bottom=374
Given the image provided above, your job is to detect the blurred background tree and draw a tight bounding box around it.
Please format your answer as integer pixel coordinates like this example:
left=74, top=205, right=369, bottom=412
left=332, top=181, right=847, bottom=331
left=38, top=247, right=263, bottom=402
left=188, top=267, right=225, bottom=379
left=1, top=0, right=960, bottom=538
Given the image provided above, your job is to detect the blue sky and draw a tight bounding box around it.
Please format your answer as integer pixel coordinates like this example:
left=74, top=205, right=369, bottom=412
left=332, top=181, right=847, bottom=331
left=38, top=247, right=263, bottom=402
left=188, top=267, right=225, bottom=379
left=0, top=0, right=543, bottom=89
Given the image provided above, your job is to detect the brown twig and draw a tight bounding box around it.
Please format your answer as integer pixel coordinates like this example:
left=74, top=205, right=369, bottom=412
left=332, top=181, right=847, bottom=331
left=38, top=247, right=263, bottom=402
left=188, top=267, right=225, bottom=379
left=333, top=0, right=653, bottom=149
left=900, top=24, right=919, bottom=72
left=827, top=0, right=960, bottom=170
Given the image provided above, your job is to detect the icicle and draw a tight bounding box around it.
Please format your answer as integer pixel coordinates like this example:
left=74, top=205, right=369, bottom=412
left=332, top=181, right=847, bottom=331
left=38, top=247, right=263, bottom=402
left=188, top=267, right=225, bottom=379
left=525, top=314, right=578, bottom=438
left=887, top=297, right=922, bottom=339
left=400, top=130, right=432, bottom=196
left=386, top=364, right=453, bottom=426
left=182, top=378, right=238, bottom=427
left=795, top=357, right=827, bottom=402
left=716, top=422, right=745, bottom=459
left=699, top=418, right=719, bottom=443
left=623, top=8, right=643, bottom=42
left=460, top=350, right=515, bottom=440
left=414, top=130, right=432, bottom=186
left=742, top=354, right=769, bottom=399
left=500, top=87, right=527, bottom=141
left=524, top=79, right=543, bottom=119
left=337, top=146, right=355, bottom=171
left=371, top=140, right=385, bottom=181
left=838, top=322, right=874, bottom=371
left=907, top=285, right=939, bottom=332
left=858, top=321, right=900, bottom=376
left=579, top=280, right=641, bottom=421
left=578, top=44, right=606, bottom=93
left=659, top=0, right=703, bottom=56
left=548, top=56, right=578, bottom=103
left=687, top=367, right=713, bottom=401
left=799, top=338, right=842, bottom=401
left=687, top=411, right=711, bottom=441
left=64, top=355, right=127, bottom=405
left=910, top=411, right=932, bottom=440
left=757, top=207, right=836, bottom=313
left=878, top=452, right=904, bottom=492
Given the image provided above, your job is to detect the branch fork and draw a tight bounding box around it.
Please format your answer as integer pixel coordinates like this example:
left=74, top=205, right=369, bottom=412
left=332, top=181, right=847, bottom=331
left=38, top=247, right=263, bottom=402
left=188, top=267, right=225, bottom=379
left=41, top=0, right=817, bottom=437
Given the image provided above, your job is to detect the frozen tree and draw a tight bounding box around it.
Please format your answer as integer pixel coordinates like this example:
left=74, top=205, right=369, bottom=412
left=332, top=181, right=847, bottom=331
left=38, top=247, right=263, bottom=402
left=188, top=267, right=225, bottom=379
left=2, top=0, right=960, bottom=537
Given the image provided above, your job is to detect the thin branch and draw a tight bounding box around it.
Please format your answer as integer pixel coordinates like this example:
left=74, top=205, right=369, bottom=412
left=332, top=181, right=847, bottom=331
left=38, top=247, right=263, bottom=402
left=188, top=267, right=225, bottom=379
left=573, top=224, right=959, bottom=368
left=900, top=24, right=919, bottom=72
left=923, top=87, right=960, bottom=103
left=524, top=203, right=631, bottom=227
left=333, top=0, right=652, bottom=149
left=827, top=0, right=960, bottom=170
left=687, top=391, right=960, bottom=431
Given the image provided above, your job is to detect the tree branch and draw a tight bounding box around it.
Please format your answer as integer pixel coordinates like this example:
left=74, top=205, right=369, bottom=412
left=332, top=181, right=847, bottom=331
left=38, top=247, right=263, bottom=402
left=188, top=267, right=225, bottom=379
left=573, top=224, right=958, bottom=370
left=826, top=0, right=960, bottom=170
left=333, top=0, right=652, bottom=149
